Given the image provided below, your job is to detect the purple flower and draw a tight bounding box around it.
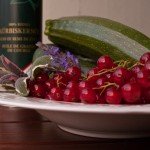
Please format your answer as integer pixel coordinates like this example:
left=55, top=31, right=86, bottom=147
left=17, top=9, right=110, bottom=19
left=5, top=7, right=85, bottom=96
left=36, top=42, right=79, bottom=71
left=44, top=45, right=60, bottom=56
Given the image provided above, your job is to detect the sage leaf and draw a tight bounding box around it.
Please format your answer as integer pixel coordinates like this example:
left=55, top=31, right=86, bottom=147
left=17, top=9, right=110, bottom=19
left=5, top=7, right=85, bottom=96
left=15, top=77, right=29, bottom=97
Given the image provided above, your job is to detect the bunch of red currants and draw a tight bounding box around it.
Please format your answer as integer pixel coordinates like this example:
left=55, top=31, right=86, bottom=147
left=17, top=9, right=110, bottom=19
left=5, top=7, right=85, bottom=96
left=27, top=52, right=150, bottom=105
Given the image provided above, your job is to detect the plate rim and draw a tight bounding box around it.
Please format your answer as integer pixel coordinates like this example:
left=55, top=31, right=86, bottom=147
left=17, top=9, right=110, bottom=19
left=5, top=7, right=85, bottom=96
left=0, top=93, right=150, bottom=114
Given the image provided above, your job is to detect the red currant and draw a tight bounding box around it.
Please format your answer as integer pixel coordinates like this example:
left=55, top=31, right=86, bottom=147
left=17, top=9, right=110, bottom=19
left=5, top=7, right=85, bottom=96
left=141, top=88, right=150, bottom=104
left=80, top=88, right=97, bottom=104
left=140, top=52, right=150, bottom=64
left=79, top=81, right=91, bottom=91
left=97, top=55, right=114, bottom=70
left=45, top=93, right=51, bottom=100
left=112, top=67, right=132, bottom=86
left=87, top=67, right=99, bottom=77
left=144, top=61, right=150, bottom=73
left=121, top=83, right=141, bottom=104
left=95, top=77, right=107, bottom=88
left=129, top=77, right=137, bottom=84
left=66, top=66, right=81, bottom=82
left=136, top=70, right=150, bottom=88
left=105, top=72, right=113, bottom=82
left=35, top=72, right=49, bottom=83
left=66, top=81, right=79, bottom=89
left=26, top=79, right=36, bottom=90
left=30, top=83, right=46, bottom=98
left=131, top=65, right=142, bottom=76
left=86, top=75, right=100, bottom=87
left=63, top=88, right=79, bottom=102
left=105, top=87, right=122, bottom=104
left=97, top=95, right=106, bottom=104
left=45, top=79, right=56, bottom=92
left=50, top=87, right=63, bottom=101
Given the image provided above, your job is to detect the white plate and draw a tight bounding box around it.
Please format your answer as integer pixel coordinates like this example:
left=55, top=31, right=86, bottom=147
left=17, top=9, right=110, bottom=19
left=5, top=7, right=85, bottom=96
left=0, top=93, right=150, bottom=139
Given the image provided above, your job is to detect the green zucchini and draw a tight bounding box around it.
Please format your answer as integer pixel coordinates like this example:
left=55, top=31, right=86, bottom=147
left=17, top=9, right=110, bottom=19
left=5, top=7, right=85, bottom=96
left=45, top=16, right=150, bottom=63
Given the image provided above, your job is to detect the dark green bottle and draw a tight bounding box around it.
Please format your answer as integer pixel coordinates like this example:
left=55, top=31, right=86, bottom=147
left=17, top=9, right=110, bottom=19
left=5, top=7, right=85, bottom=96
left=0, top=0, right=42, bottom=69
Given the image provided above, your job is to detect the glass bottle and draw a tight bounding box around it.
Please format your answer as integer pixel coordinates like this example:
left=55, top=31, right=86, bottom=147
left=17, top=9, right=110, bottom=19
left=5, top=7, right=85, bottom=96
left=0, top=0, right=42, bottom=69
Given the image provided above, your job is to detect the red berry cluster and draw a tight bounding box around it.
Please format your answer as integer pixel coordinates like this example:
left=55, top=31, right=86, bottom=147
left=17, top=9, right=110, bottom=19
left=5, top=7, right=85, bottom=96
left=27, top=52, right=150, bottom=105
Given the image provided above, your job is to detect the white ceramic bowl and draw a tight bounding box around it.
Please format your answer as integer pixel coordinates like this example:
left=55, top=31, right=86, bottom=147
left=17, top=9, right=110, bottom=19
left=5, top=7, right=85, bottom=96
left=0, top=93, right=150, bottom=139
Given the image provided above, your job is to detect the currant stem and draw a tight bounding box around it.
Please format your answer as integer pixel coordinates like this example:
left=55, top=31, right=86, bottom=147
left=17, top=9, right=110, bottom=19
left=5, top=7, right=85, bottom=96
left=81, top=74, right=87, bottom=80
left=93, top=82, right=119, bottom=96
left=118, top=60, right=130, bottom=67
left=58, top=82, right=66, bottom=87
left=87, top=67, right=117, bottom=80
left=56, top=76, right=62, bottom=87
left=128, top=61, right=144, bottom=70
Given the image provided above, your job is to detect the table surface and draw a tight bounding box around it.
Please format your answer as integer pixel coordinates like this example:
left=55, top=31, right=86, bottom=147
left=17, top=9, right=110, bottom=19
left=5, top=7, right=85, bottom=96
left=0, top=120, right=150, bottom=150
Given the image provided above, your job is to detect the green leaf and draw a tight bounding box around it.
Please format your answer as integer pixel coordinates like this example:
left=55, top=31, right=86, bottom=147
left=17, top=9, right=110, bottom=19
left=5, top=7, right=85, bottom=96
left=31, top=55, right=52, bottom=70
left=0, top=55, right=26, bottom=77
left=0, top=73, right=19, bottom=84
left=0, top=84, right=15, bottom=92
left=15, top=77, right=29, bottom=97
left=31, top=55, right=53, bottom=78
left=32, top=48, right=45, bottom=62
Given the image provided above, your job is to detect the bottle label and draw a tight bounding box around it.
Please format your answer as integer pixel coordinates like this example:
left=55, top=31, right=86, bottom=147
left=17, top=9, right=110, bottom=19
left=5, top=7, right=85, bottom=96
left=0, top=0, right=42, bottom=69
